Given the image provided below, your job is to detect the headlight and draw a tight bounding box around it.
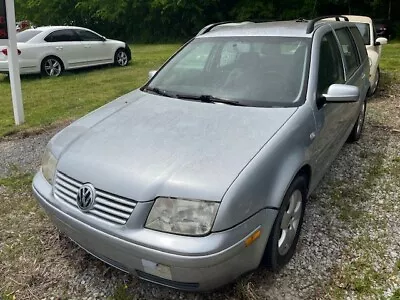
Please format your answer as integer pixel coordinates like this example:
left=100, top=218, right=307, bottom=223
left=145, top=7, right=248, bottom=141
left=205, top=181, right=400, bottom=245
left=145, top=197, right=219, bottom=236
left=41, top=148, right=58, bottom=184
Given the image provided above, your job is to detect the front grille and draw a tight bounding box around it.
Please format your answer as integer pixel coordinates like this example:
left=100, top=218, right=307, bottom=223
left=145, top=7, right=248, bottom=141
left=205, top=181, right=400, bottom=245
left=53, top=171, right=137, bottom=225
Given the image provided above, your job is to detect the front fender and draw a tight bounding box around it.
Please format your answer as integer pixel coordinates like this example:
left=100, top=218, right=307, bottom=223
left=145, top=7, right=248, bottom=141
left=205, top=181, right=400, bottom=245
left=213, top=105, right=316, bottom=232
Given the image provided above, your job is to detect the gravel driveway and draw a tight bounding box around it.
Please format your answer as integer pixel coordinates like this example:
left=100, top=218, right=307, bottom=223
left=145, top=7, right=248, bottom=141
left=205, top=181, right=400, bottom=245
left=1, top=79, right=399, bottom=300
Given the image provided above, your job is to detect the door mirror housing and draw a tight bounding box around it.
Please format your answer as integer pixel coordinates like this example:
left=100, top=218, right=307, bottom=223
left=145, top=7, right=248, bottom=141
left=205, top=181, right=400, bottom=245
left=323, top=84, right=360, bottom=103
left=375, top=37, right=388, bottom=46
left=148, top=70, right=157, bottom=80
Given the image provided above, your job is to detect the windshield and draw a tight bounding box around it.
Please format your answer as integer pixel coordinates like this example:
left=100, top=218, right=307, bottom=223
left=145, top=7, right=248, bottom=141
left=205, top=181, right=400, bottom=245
left=355, top=23, right=370, bottom=45
left=147, top=36, right=310, bottom=107
left=17, top=30, right=42, bottom=43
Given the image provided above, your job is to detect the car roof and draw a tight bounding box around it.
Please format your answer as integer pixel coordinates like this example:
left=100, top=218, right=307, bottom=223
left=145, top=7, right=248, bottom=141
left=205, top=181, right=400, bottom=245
left=324, top=15, right=372, bottom=24
left=34, top=26, right=91, bottom=32
left=197, top=18, right=352, bottom=39
left=199, top=21, right=314, bottom=38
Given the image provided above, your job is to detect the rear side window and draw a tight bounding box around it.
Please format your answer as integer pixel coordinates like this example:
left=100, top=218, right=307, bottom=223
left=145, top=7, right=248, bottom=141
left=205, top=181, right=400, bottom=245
left=45, top=30, right=80, bottom=42
left=349, top=27, right=368, bottom=62
left=17, top=30, right=42, bottom=43
left=335, top=28, right=360, bottom=78
left=317, top=32, right=345, bottom=95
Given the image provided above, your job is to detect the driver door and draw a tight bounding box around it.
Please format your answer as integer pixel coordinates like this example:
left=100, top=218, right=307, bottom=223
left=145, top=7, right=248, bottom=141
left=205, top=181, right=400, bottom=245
left=75, top=29, right=114, bottom=66
left=311, top=31, right=347, bottom=180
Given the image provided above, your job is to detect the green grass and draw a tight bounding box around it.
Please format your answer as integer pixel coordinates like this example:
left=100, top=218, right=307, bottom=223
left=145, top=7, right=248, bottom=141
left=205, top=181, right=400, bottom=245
left=0, top=44, right=181, bottom=137
left=380, top=41, right=400, bottom=74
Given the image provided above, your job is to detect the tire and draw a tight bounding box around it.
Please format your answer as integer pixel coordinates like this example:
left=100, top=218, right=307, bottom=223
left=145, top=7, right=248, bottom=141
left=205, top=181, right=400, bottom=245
left=114, top=49, right=129, bottom=67
left=347, top=98, right=367, bottom=143
left=368, top=67, right=380, bottom=97
left=41, top=56, right=63, bottom=77
left=263, top=175, right=307, bottom=271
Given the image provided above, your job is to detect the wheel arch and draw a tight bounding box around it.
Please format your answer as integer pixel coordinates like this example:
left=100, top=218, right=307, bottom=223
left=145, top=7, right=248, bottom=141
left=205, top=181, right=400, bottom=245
left=41, top=55, right=65, bottom=71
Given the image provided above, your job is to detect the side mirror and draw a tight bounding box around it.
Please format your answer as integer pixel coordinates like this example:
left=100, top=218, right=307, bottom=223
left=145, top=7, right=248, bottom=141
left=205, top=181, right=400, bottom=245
left=323, top=84, right=360, bottom=103
left=148, top=70, right=157, bottom=80
left=375, top=37, right=388, bottom=46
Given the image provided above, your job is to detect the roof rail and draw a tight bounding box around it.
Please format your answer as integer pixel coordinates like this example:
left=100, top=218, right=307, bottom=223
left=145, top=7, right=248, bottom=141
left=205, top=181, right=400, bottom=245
left=196, top=21, right=234, bottom=36
left=306, top=15, right=349, bottom=34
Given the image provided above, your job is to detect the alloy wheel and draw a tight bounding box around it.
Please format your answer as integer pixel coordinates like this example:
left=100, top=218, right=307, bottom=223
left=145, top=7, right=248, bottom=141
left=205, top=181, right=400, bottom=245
left=278, top=189, right=303, bottom=256
left=356, top=101, right=366, bottom=135
left=117, top=51, right=128, bottom=66
left=44, top=58, right=62, bottom=77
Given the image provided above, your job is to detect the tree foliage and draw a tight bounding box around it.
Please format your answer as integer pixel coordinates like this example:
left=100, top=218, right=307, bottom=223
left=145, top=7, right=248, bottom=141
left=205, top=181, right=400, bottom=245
left=14, top=0, right=399, bottom=42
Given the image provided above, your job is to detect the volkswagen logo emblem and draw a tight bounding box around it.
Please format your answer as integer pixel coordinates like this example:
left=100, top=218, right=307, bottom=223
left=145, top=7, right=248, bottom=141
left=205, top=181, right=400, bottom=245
left=77, top=184, right=96, bottom=211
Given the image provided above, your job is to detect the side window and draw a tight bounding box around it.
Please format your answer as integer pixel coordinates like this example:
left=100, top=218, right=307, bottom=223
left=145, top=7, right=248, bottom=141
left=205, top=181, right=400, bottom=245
left=317, top=32, right=345, bottom=95
left=335, top=28, right=361, bottom=77
left=76, top=29, right=104, bottom=42
left=44, top=30, right=80, bottom=42
left=349, top=27, right=368, bottom=62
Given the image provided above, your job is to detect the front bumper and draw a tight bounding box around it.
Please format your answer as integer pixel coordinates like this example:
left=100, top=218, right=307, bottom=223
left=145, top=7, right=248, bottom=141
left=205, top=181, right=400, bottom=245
left=32, top=172, right=277, bottom=291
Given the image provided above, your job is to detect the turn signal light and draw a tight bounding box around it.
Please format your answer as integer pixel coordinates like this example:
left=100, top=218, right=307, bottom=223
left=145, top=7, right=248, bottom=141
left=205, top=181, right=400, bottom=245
left=245, top=229, right=261, bottom=247
left=1, top=49, right=22, bottom=55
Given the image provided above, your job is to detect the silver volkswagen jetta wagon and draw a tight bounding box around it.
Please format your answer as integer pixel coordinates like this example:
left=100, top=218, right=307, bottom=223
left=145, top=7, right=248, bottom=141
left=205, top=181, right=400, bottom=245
left=33, top=16, right=370, bottom=291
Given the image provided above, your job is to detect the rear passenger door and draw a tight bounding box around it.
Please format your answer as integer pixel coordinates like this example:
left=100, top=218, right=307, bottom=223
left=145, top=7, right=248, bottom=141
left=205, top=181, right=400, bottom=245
left=334, top=27, right=366, bottom=135
left=44, top=29, right=86, bottom=69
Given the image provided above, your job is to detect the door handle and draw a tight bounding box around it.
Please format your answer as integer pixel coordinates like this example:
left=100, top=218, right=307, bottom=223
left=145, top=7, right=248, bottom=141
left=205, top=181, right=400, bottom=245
left=84, top=45, right=91, bottom=49
left=361, top=73, right=366, bottom=79
left=56, top=46, right=63, bottom=50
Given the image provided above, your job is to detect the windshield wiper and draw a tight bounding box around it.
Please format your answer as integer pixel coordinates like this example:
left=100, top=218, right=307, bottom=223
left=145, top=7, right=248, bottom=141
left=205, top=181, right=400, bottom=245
left=143, top=87, right=175, bottom=98
left=176, top=94, right=246, bottom=106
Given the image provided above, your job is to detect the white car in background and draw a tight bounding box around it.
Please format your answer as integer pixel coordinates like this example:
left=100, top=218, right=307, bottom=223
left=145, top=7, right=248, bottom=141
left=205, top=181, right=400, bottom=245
left=0, top=26, right=131, bottom=77
left=344, top=16, right=387, bottom=95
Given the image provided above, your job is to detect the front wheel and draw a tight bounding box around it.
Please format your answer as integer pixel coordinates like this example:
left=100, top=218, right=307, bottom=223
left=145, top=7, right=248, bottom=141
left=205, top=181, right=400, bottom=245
left=347, top=99, right=367, bottom=143
left=263, top=175, right=307, bottom=271
left=114, top=49, right=129, bottom=67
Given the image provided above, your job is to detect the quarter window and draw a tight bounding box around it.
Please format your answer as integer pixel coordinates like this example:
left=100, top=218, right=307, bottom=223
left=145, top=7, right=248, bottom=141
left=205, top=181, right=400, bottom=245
left=335, top=28, right=360, bottom=77
left=317, top=32, right=345, bottom=95
left=44, top=30, right=80, bottom=42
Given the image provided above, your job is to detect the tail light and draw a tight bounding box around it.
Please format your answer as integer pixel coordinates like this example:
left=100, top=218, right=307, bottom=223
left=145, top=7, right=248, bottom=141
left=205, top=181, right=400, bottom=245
left=1, top=49, right=22, bottom=55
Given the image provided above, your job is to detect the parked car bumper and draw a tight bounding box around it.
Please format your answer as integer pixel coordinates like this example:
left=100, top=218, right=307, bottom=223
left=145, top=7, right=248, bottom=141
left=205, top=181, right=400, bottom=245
left=32, top=171, right=277, bottom=291
left=0, top=60, right=39, bottom=74
left=0, top=61, right=9, bottom=73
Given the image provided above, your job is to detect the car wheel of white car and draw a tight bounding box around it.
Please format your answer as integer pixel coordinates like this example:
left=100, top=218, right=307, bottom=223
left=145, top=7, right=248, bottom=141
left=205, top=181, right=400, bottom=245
left=348, top=99, right=367, bottom=143
left=263, top=174, right=307, bottom=271
left=114, top=49, right=129, bottom=67
left=369, top=67, right=380, bottom=96
left=41, top=56, right=63, bottom=77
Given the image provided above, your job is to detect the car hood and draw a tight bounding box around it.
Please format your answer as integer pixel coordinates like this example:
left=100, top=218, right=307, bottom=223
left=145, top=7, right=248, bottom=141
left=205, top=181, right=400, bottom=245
left=57, top=91, right=297, bottom=202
